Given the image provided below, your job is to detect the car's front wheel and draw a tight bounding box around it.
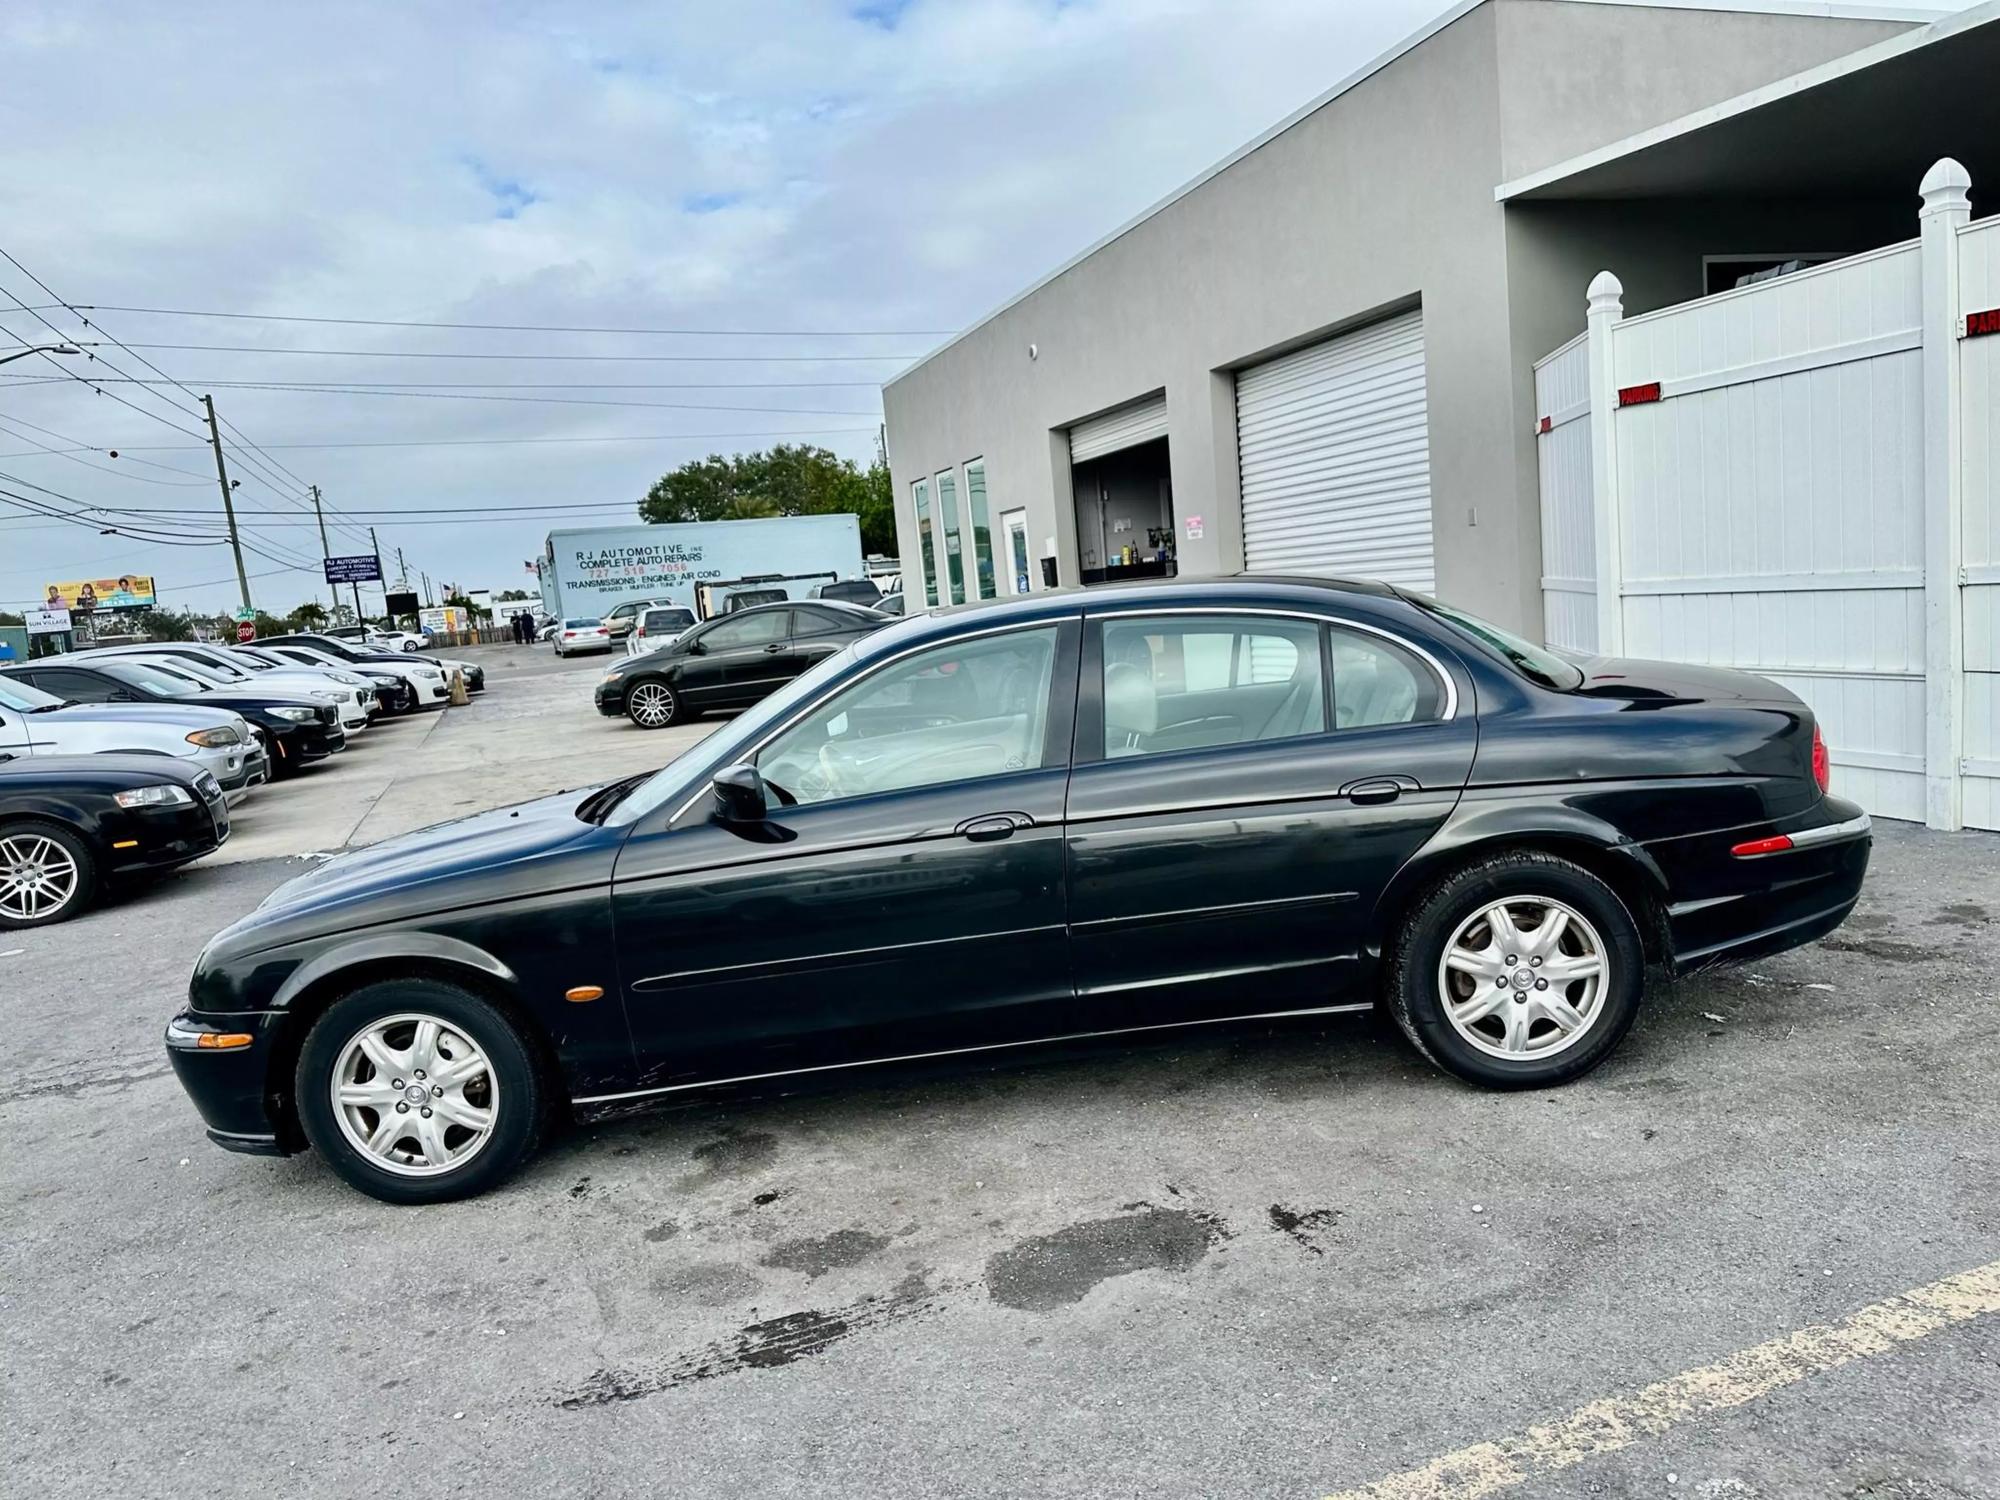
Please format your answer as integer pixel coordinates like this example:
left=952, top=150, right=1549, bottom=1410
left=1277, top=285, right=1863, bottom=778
left=295, top=979, right=545, bottom=1203
left=625, top=679, right=679, bottom=729
left=1387, top=852, right=1644, bottom=1089
left=0, top=820, right=96, bottom=929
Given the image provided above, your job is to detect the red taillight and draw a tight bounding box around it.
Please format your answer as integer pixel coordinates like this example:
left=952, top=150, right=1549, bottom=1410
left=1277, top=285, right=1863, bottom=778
left=1732, top=834, right=1794, bottom=857
left=1811, top=724, right=1831, bottom=794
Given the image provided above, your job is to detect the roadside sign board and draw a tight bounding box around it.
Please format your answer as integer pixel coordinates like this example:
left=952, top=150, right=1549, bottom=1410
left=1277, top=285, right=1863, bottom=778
left=236, top=621, right=256, bottom=643
left=324, top=554, right=384, bottom=585
left=25, top=607, right=71, bottom=635
left=233, top=606, right=257, bottom=622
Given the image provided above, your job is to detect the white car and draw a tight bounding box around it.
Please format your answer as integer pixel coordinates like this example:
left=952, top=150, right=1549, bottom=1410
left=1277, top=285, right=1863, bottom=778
left=92, top=645, right=375, bottom=733
left=0, top=674, right=264, bottom=806
left=248, top=641, right=448, bottom=712
left=367, top=628, right=430, bottom=652
left=554, top=618, right=612, bottom=656
left=625, top=604, right=696, bottom=658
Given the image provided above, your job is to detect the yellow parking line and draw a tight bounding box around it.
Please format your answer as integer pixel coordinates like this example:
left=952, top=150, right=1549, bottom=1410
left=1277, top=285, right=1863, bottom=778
left=1325, top=1258, right=2000, bottom=1500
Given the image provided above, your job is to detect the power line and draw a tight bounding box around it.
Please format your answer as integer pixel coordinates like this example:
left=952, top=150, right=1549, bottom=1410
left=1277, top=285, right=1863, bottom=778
left=110, top=383, right=882, bottom=417
left=2, top=303, right=953, bottom=337
left=62, top=342, right=916, bottom=363
left=0, top=412, right=215, bottom=486
left=0, top=375, right=893, bottom=390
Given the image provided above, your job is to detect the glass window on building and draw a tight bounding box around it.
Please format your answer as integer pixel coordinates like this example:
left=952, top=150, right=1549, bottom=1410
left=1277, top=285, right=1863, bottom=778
left=936, top=469, right=966, bottom=605
left=913, top=478, right=939, bottom=607
left=965, top=459, right=995, bottom=600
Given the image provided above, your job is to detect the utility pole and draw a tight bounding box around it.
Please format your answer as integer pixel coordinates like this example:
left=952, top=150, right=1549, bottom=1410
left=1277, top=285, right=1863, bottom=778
left=201, top=395, right=253, bottom=615
left=421, top=571, right=433, bottom=607
left=364, top=526, right=384, bottom=627
left=308, top=484, right=337, bottom=617
left=396, top=546, right=408, bottom=589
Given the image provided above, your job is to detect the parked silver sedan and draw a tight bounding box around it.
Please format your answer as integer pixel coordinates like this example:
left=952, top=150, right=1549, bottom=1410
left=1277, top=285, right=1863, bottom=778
left=0, top=675, right=267, bottom=803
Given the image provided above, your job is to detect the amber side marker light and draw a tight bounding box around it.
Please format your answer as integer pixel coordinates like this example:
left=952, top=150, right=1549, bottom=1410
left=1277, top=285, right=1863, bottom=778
left=112, top=839, right=140, bottom=850
left=565, top=985, right=605, bottom=1003
left=196, top=1033, right=255, bottom=1050
left=1731, top=835, right=1794, bottom=857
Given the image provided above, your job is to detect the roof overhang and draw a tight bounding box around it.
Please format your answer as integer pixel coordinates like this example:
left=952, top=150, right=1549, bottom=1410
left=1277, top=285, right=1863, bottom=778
left=1497, top=0, right=2000, bottom=201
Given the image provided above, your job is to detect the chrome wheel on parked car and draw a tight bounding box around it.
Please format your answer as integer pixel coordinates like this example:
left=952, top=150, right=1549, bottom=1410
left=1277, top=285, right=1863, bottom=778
left=330, top=1012, right=498, bottom=1177
left=627, top=681, right=677, bottom=729
left=0, top=828, right=85, bottom=926
left=1437, top=896, right=1608, bottom=1060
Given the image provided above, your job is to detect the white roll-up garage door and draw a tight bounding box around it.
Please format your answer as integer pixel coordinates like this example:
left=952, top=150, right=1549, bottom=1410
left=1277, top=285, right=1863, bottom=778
left=1069, top=393, right=1169, bottom=463
left=1236, top=309, right=1434, bottom=591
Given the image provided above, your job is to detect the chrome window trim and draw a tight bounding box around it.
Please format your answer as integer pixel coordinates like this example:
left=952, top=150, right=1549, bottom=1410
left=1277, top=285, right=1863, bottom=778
left=666, top=616, right=1082, bottom=822
left=1083, top=603, right=1459, bottom=721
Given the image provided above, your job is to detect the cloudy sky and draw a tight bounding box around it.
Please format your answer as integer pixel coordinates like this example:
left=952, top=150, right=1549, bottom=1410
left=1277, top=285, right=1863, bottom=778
left=0, top=0, right=1954, bottom=616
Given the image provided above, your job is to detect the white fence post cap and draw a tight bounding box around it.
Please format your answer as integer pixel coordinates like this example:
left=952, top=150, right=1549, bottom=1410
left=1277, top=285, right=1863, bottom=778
left=1587, top=271, right=1624, bottom=313
left=1919, top=157, right=1970, bottom=210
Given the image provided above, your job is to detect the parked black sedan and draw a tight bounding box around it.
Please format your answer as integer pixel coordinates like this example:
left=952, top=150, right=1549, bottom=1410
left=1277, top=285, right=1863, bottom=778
left=167, top=576, right=1870, bottom=1202
left=595, top=600, right=889, bottom=728
left=0, top=659, right=345, bottom=778
left=2, top=754, right=228, bottom=927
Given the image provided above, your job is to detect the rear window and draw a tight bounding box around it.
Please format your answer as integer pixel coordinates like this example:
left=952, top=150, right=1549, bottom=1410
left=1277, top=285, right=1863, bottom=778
left=1408, top=595, right=1585, bottom=691
left=564, top=618, right=601, bottom=629
left=643, top=608, right=694, bottom=629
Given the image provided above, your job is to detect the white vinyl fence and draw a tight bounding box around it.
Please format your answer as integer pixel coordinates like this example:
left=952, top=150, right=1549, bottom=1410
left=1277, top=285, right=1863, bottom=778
left=1534, top=158, right=1997, bottom=832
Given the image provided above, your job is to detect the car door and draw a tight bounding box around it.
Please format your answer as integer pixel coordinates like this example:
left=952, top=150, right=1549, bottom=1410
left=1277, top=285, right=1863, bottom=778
left=690, top=609, right=793, bottom=707
left=610, top=618, right=1081, bottom=1086
left=19, top=666, right=120, bottom=705
left=1063, top=608, right=1476, bottom=1032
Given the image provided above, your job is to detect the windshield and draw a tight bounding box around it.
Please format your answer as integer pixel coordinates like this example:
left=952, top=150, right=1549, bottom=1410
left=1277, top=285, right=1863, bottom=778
left=182, top=651, right=251, bottom=680
left=135, top=658, right=209, bottom=690
left=0, top=676, right=63, bottom=711
left=604, top=640, right=862, bottom=826
left=1409, top=594, right=1585, bottom=691
left=300, top=636, right=365, bottom=661
left=102, top=662, right=186, bottom=699
left=150, top=655, right=231, bottom=686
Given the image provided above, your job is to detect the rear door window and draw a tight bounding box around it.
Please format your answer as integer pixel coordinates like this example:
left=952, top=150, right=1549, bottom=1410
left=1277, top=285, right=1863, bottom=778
left=1099, top=615, right=1326, bottom=759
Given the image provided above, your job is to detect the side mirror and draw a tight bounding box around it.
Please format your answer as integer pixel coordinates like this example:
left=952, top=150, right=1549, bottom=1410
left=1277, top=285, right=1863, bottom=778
left=711, top=763, right=768, bottom=823
left=685, top=639, right=706, bottom=655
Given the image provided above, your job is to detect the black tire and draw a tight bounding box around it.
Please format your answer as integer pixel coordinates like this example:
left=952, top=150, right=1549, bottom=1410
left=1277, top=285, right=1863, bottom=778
left=0, top=818, right=98, bottom=929
left=624, top=677, right=679, bottom=730
left=294, top=978, right=546, bottom=1204
left=1386, top=851, right=1644, bottom=1089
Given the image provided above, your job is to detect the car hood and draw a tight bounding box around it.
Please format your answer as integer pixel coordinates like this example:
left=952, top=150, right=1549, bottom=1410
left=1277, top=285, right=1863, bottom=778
left=233, top=784, right=614, bottom=940
left=42, top=703, right=239, bottom=731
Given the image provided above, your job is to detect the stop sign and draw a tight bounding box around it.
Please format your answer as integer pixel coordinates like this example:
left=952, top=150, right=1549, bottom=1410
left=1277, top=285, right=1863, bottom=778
left=236, top=621, right=256, bottom=643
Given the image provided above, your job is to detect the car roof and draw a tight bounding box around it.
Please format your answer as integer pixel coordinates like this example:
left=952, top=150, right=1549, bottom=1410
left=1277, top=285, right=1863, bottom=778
left=851, top=574, right=1413, bottom=660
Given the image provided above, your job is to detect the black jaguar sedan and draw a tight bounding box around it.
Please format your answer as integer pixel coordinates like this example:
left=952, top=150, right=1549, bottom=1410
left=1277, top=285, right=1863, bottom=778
left=167, top=577, right=1870, bottom=1202
left=2, top=754, right=228, bottom=927
left=595, top=599, right=889, bottom=727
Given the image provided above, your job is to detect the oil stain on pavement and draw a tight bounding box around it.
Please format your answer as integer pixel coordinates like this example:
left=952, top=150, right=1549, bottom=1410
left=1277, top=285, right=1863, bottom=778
left=760, top=1228, right=892, bottom=1280
left=983, top=1207, right=1224, bottom=1312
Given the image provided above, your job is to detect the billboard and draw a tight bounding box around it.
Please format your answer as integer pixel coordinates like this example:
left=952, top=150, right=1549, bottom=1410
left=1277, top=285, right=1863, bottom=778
left=324, top=554, right=384, bottom=584
left=42, top=575, right=157, bottom=611
left=543, top=516, right=863, bottom=617
left=24, top=607, right=72, bottom=635
left=384, top=590, right=420, bottom=616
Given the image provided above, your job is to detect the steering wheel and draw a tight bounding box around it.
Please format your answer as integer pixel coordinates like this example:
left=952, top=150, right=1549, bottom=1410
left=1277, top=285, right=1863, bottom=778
left=793, top=743, right=846, bottom=802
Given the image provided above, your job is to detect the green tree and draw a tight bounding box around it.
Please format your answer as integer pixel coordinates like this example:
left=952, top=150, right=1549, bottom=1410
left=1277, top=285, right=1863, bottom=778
left=289, top=600, right=330, bottom=631
left=639, top=444, right=895, bottom=554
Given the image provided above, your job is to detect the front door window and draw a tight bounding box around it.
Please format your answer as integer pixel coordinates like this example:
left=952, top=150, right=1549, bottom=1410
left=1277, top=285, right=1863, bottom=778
left=758, top=627, right=1060, bottom=807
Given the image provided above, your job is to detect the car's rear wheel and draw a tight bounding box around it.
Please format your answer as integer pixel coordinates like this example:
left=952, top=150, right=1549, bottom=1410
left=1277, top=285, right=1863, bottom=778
left=0, top=820, right=96, bottom=929
left=1387, top=852, right=1643, bottom=1089
left=295, top=979, right=545, bottom=1204
left=626, top=679, right=678, bottom=729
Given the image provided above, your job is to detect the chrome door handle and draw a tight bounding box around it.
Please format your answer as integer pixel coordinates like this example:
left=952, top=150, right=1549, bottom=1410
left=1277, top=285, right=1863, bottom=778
left=955, top=813, right=1028, bottom=842
left=763, top=642, right=786, bottom=653
left=1340, top=776, right=1416, bottom=805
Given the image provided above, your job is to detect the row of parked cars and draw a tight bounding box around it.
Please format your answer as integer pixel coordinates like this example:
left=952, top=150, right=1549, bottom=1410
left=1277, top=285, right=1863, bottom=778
left=0, top=630, right=487, bottom=929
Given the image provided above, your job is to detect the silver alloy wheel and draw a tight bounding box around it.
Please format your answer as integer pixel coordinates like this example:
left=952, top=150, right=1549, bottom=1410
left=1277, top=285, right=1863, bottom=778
left=0, top=834, right=81, bottom=922
left=330, top=1012, right=499, bottom=1177
left=629, top=681, right=675, bottom=727
left=1437, top=896, right=1609, bottom=1061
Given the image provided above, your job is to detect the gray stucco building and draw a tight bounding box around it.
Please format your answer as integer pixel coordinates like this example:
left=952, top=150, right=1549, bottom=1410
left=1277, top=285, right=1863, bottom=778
left=883, top=0, right=1997, bottom=633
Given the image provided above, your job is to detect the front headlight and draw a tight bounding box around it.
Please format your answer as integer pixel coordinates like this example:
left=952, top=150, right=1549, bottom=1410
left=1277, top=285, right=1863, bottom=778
left=330, top=672, right=363, bottom=685
left=185, top=727, right=242, bottom=748
left=270, top=706, right=318, bottom=722
left=309, top=689, right=341, bottom=703
left=115, top=783, right=194, bottom=808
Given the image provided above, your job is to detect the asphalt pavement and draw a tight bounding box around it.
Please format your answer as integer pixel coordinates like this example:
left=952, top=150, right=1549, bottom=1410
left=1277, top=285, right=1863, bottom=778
left=2, top=692, right=1996, bottom=1498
